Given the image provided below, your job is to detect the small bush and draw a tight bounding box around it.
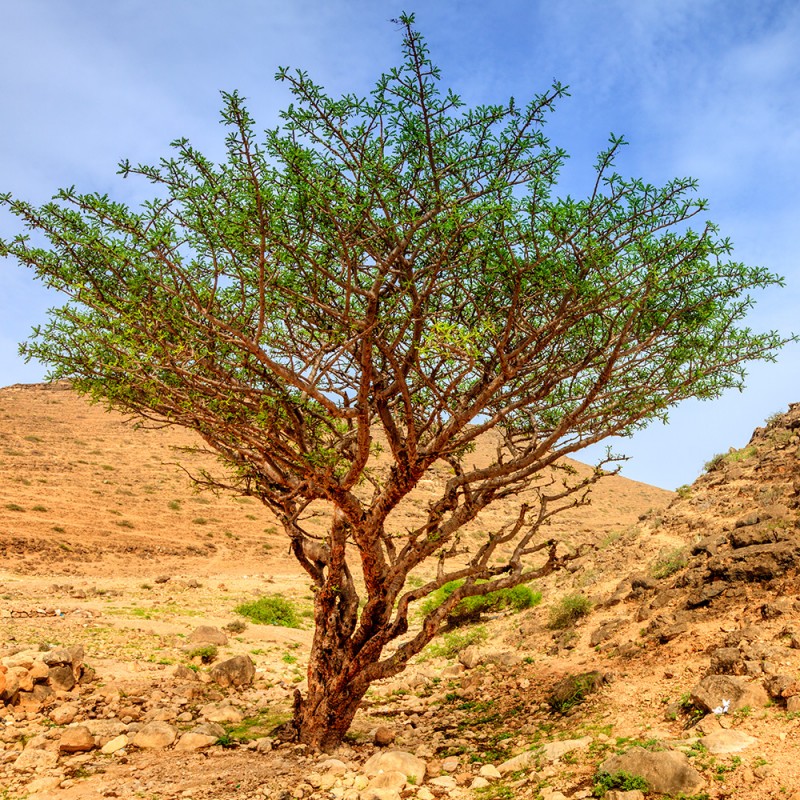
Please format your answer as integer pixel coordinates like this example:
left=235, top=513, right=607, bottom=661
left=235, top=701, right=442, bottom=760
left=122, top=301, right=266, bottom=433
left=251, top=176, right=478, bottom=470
left=224, top=619, right=247, bottom=634
left=704, top=453, right=725, bottom=472
left=651, top=546, right=688, bottom=579
left=593, top=770, right=648, bottom=796
left=421, top=580, right=541, bottom=626
left=235, top=596, right=301, bottom=628
left=547, top=593, right=591, bottom=630
left=425, top=625, right=488, bottom=659
left=188, top=644, right=218, bottom=663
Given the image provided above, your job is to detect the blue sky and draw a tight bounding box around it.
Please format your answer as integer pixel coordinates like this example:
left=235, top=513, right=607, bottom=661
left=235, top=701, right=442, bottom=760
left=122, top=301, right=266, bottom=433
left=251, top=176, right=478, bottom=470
left=1, top=0, right=798, bottom=490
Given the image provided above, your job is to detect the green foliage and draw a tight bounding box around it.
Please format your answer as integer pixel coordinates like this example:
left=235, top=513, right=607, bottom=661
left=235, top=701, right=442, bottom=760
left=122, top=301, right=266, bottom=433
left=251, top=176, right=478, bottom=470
left=651, top=546, right=688, bottom=579
left=593, top=770, right=649, bottom=796
left=421, top=579, right=541, bottom=626
left=424, top=625, right=488, bottom=659
left=704, top=453, right=726, bottom=472
left=188, top=644, right=218, bottom=663
left=547, top=593, right=592, bottom=629
left=235, top=595, right=301, bottom=628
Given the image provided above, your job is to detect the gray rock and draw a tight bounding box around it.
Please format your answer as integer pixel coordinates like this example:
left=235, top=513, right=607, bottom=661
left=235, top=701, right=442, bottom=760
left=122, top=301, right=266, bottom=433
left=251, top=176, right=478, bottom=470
left=189, top=625, right=229, bottom=646
left=175, top=732, right=218, bottom=751
left=209, top=654, right=255, bottom=688
left=690, top=675, right=769, bottom=713
left=600, top=748, right=704, bottom=795
left=12, top=748, right=59, bottom=772
left=374, top=725, right=395, bottom=746
left=48, top=665, right=76, bottom=691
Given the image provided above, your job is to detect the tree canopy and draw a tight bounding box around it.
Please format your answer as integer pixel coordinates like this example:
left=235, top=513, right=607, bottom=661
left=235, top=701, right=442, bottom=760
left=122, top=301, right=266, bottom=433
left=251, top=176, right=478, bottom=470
left=0, top=14, right=789, bottom=749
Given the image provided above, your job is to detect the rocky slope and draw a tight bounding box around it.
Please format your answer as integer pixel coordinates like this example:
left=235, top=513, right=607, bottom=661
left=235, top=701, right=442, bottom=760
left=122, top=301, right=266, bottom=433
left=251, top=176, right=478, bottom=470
left=2, top=389, right=800, bottom=800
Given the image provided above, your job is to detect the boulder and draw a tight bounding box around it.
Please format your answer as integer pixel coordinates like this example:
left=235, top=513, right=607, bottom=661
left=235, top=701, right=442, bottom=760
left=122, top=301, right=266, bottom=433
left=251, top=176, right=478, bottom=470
left=132, top=721, right=178, bottom=749
left=175, top=731, right=219, bottom=751
left=209, top=655, right=255, bottom=688
left=690, top=675, right=769, bottom=713
left=542, top=736, right=592, bottom=762
left=600, top=748, right=704, bottom=795
left=700, top=729, right=757, bottom=754
left=59, top=725, right=95, bottom=753
left=362, top=750, right=427, bottom=786
left=48, top=665, right=76, bottom=692
left=497, top=750, right=538, bottom=775
left=12, top=748, right=59, bottom=772
left=368, top=770, right=407, bottom=790
left=188, top=625, right=229, bottom=646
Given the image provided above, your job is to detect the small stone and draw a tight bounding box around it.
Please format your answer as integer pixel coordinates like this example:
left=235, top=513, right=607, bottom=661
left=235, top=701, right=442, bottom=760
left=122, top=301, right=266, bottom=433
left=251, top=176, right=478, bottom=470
left=374, top=726, right=395, bottom=746
left=787, top=696, right=800, bottom=713
left=25, top=776, right=62, bottom=794
left=441, top=755, right=459, bottom=772
left=50, top=704, right=79, bottom=725
left=471, top=776, right=491, bottom=789
left=479, top=764, right=502, bottom=780
left=101, top=734, right=129, bottom=754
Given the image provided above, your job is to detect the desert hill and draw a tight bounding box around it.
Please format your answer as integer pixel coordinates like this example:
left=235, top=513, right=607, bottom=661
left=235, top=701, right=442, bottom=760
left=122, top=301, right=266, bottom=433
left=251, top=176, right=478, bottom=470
left=0, top=382, right=671, bottom=578
left=1, top=385, right=799, bottom=800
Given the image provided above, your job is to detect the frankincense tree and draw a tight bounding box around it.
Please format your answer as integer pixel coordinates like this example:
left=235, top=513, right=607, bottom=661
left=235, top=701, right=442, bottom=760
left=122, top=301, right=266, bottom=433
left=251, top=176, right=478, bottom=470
left=0, top=15, right=789, bottom=749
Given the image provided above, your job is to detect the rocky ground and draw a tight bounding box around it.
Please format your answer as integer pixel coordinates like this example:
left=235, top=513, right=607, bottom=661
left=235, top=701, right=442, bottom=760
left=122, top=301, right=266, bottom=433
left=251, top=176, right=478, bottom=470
left=2, top=386, right=800, bottom=799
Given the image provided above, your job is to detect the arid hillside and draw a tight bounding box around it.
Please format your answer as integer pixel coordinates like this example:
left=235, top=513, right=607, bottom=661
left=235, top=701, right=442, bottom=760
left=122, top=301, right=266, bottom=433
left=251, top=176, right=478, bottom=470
left=0, top=382, right=671, bottom=579
left=2, top=384, right=800, bottom=800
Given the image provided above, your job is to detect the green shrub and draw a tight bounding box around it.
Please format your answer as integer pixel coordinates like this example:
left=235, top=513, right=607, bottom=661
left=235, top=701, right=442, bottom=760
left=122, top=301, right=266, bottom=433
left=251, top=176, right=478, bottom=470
left=704, top=453, right=725, bottom=472
left=547, top=593, right=591, bottom=629
left=188, top=644, right=218, bottom=663
left=593, top=770, right=648, bottom=796
left=425, top=625, right=488, bottom=659
left=235, top=595, right=301, bottom=628
left=420, top=580, right=541, bottom=626
left=651, top=546, right=688, bottom=579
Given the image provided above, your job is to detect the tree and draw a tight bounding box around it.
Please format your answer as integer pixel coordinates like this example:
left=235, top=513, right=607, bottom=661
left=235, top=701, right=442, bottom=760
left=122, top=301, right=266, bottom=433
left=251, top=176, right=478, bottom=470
left=0, top=15, right=789, bottom=750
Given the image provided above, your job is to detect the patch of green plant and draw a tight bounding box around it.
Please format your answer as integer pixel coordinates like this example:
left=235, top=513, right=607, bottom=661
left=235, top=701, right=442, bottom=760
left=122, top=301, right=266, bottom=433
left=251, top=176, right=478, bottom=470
left=704, top=452, right=725, bottom=472
left=614, top=736, right=664, bottom=753
left=168, top=500, right=181, bottom=511
left=474, top=784, right=515, bottom=800
left=420, top=579, right=541, bottom=626
left=188, top=644, right=218, bottom=663
left=675, top=484, right=692, bottom=499
left=547, top=593, right=592, bottom=629
left=235, top=595, right=301, bottom=628
left=423, top=624, right=487, bottom=659
left=31, top=504, right=48, bottom=512
left=281, top=652, right=297, bottom=664
left=5, top=503, right=25, bottom=512
left=593, top=770, right=648, bottom=796
left=651, top=546, right=688, bottom=579
left=224, top=709, right=291, bottom=743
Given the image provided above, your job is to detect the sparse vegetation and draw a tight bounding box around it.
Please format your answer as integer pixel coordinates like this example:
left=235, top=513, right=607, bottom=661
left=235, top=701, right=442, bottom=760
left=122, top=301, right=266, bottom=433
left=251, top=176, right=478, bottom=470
left=420, top=579, right=541, bottom=626
left=593, top=770, right=649, bottom=796
left=423, top=625, right=488, bottom=659
left=651, top=546, right=688, bottom=579
left=188, top=644, right=218, bottom=663
left=547, top=593, right=592, bottom=629
left=234, top=596, right=301, bottom=628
